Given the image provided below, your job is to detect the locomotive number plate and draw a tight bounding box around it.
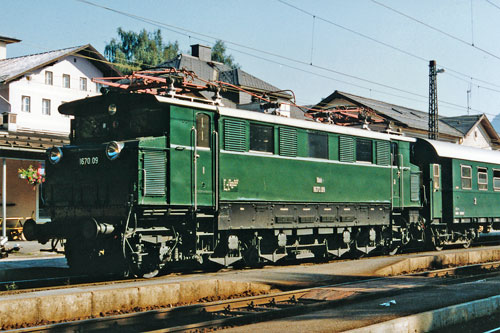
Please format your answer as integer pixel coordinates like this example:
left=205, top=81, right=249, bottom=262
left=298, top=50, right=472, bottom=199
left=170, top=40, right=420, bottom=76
left=79, top=156, right=99, bottom=166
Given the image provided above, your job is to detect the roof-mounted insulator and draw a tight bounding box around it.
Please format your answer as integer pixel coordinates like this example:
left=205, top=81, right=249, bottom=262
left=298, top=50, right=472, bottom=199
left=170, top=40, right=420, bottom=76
left=212, top=87, right=223, bottom=106
left=166, top=77, right=176, bottom=98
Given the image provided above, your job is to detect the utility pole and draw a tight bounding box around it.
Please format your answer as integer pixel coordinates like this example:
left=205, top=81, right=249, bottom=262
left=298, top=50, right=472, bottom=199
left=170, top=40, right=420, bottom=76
left=428, top=60, right=444, bottom=140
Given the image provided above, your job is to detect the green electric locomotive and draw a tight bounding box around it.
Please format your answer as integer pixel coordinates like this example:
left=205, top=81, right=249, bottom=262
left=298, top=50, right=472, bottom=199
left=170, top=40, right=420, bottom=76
left=22, top=77, right=497, bottom=276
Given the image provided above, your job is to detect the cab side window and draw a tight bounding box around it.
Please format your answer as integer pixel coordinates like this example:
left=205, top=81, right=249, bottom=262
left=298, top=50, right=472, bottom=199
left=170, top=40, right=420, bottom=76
left=196, top=113, right=210, bottom=148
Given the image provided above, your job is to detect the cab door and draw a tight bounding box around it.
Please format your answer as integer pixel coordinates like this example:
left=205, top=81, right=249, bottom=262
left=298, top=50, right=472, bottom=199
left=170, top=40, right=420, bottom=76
left=391, top=142, right=401, bottom=207
left=192, top=112, right=214, bottom=209
left=429, top=164, right=442, bottom=220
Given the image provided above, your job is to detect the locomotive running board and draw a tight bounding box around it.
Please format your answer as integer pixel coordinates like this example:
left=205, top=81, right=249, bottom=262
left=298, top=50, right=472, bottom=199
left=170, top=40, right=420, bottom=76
left=209, top=255, right=242, bottom=267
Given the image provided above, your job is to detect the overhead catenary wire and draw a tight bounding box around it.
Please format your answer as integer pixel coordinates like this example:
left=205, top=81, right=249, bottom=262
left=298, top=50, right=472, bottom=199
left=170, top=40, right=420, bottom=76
left=73, top=0, right=496, bottom=117
left=279, top=0, right=500, bottom=91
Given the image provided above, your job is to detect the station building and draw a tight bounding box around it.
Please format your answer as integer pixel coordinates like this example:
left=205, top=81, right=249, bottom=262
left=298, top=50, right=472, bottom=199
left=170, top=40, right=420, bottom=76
left=311, top=90, right=500, bottom=150
left=0, top=36, right=119, bottom=238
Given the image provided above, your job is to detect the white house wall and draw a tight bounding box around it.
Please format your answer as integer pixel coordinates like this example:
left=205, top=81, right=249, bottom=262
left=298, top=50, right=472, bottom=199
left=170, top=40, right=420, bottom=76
left=461, top=124, right=492, bottom=149
left=8, top=55, right=103, bottom=135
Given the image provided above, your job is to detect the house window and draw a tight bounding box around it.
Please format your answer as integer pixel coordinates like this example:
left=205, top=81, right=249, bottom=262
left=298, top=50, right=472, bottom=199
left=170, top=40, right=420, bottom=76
left=80, top=77, right=87, bottom=91
left=45, top=71, right=53, bottom=85
left=250, top=123, right=274, bottom=153
left=308, top=132, right=328, bottom=159
left=356, top=138, right=372, bottom=163
left=478, top=167, right=488, bottom=191
left=196, top=114, right=210, bottom=148
left=461, top=165, right=472, bottom=189
left=42, top=99, right=51, bottom=115
left=21, top=96, right=30, bottom=112
left=63, top=74, right=70, bottom=88
left=493, top=170, right=500, bottom=191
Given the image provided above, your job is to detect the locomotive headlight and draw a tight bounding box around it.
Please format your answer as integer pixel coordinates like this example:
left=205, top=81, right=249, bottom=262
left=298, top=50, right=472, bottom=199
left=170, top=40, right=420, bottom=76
left=105, top=141, right=124, bottom=160
left=48, top=147, right=63, bottom=164
left=108, top=104, right=117, bottom=115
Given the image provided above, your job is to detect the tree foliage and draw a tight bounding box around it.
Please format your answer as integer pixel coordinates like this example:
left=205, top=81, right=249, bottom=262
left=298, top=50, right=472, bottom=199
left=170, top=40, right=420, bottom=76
left=104, top=28, right=179, bottom=74
left=211, top=40, right=239, bottom=69
left=104, top=29, right=239, bottom=74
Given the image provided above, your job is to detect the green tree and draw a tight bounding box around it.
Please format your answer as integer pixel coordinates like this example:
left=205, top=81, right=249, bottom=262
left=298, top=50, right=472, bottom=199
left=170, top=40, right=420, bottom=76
left=211, top=40, right=239, bottom=69
left=104, top=28, right=179, bottom=74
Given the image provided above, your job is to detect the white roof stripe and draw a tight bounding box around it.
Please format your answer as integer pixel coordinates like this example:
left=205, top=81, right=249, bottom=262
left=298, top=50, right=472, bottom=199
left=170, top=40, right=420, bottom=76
left=155, top=95, right=415, bottom=142
left=420, top=138, right=500, bottom=164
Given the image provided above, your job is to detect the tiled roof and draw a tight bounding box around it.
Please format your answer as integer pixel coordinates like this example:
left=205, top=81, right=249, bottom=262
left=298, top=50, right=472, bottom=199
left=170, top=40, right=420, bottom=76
left=317, top=91, right=462, bottom=137
left=440, top=115, right=482, bottom=135
left=0, top=45, right=120, bottom=83
left=0, top=131, right=68, bottom=150
left=158, top=54, right=284, bottom=95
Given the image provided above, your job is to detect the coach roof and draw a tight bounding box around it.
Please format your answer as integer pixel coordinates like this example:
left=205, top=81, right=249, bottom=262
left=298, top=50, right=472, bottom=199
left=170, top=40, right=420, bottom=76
left=418, top=138, right=500, bottom=164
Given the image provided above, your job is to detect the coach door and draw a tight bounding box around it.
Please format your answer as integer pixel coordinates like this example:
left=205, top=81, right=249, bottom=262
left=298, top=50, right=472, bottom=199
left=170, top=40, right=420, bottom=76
left=429, top=164, right=442, bottom=220
left=192, top=112, right=214, bottom=209
left=391, top=142, right=401, bottom=207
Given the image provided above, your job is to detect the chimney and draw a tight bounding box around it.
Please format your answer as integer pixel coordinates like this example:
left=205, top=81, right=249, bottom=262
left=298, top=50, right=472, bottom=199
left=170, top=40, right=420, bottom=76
left=191, top=44, right=212, bottom=62
left=0, top=36, right=21, bottom=60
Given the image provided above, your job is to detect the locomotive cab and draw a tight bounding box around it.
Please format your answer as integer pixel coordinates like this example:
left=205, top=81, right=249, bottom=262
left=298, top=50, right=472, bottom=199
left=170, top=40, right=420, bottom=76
left=24, top=93, right=184, bottom=276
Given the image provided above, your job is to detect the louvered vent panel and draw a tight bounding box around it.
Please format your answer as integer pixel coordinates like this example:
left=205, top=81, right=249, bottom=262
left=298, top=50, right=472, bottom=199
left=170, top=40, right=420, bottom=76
left=376, top=141, right=391, bottom=166
left=224, top=119, right=246, bottom=152
left=410, top=173, right=420, bottom=202
left=143, top=151, right=166, bottom=196
left=339, top=136, right=354, bottom=163
left=279, top=127, right=297, bottom=157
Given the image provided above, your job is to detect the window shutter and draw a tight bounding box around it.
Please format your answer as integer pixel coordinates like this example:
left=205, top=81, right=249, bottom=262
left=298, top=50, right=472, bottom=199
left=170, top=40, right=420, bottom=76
left=224, top=119, right=246, bottom=152
left=279, top=127, right=297, bottom=157
left=376, top=141, right=391, bottom=166
left=143, top=151, right=166, bottom=196
left=339, top=136, right=354, bottom=163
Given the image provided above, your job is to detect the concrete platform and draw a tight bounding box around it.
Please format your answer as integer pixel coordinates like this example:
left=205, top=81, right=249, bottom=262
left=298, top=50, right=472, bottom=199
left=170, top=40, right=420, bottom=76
left=2, top=245, right=500, bottom=329
left=224, top=276, right=500, bottom=333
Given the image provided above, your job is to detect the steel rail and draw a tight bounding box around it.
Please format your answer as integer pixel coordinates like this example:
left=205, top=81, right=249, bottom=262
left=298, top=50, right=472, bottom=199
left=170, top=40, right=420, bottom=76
left=9, top=261, right=500, bottom=332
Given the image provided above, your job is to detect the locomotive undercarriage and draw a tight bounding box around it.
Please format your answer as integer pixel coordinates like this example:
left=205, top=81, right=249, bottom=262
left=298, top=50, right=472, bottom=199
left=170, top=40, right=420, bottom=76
left=210, top=202, right=396, bottom=266
left=426, top=222, right=487, bottom=250
left=24, top=201, right=493, bottom=277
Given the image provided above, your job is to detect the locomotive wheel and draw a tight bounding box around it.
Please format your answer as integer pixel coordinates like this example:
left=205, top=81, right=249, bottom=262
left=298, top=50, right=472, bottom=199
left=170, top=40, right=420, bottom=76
left=426, top=228, right=443, bottom=251
left=388, top=245, right=400, bottom=256
left=431, top=236, right=443, bottom=251
left=462, top=236, right=473, bottom=249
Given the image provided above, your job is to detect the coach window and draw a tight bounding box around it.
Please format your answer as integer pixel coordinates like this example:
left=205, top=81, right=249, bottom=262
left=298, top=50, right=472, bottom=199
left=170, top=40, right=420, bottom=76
left=478, top=167, right=488, bottom=191
left=250, top=123, right=274, bottom=153
left=433, top=164, right=440, bottom=190
left=308, top=132, right=328, bottom=159
left=196, top=113, right=210, bottom=148
left=461, top=165, right=472, bottom=190
left=493, top=170, right=500, bottom=191
left=356, top=138, right=372, bottom=163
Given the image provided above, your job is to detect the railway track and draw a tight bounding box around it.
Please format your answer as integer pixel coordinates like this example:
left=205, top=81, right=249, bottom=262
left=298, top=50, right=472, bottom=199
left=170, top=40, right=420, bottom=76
left=9, top=261, right=500, bottom=332
left=3, top=237, right=500, bottom=293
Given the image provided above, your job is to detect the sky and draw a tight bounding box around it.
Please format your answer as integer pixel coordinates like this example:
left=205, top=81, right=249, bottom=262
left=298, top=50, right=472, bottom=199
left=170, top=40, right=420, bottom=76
left=4, top=0, right=500, bottom=124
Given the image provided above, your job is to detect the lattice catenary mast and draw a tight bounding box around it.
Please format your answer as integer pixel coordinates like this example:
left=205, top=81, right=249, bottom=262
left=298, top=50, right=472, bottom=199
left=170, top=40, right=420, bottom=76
left=428, top=60, right=444, bottom=140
